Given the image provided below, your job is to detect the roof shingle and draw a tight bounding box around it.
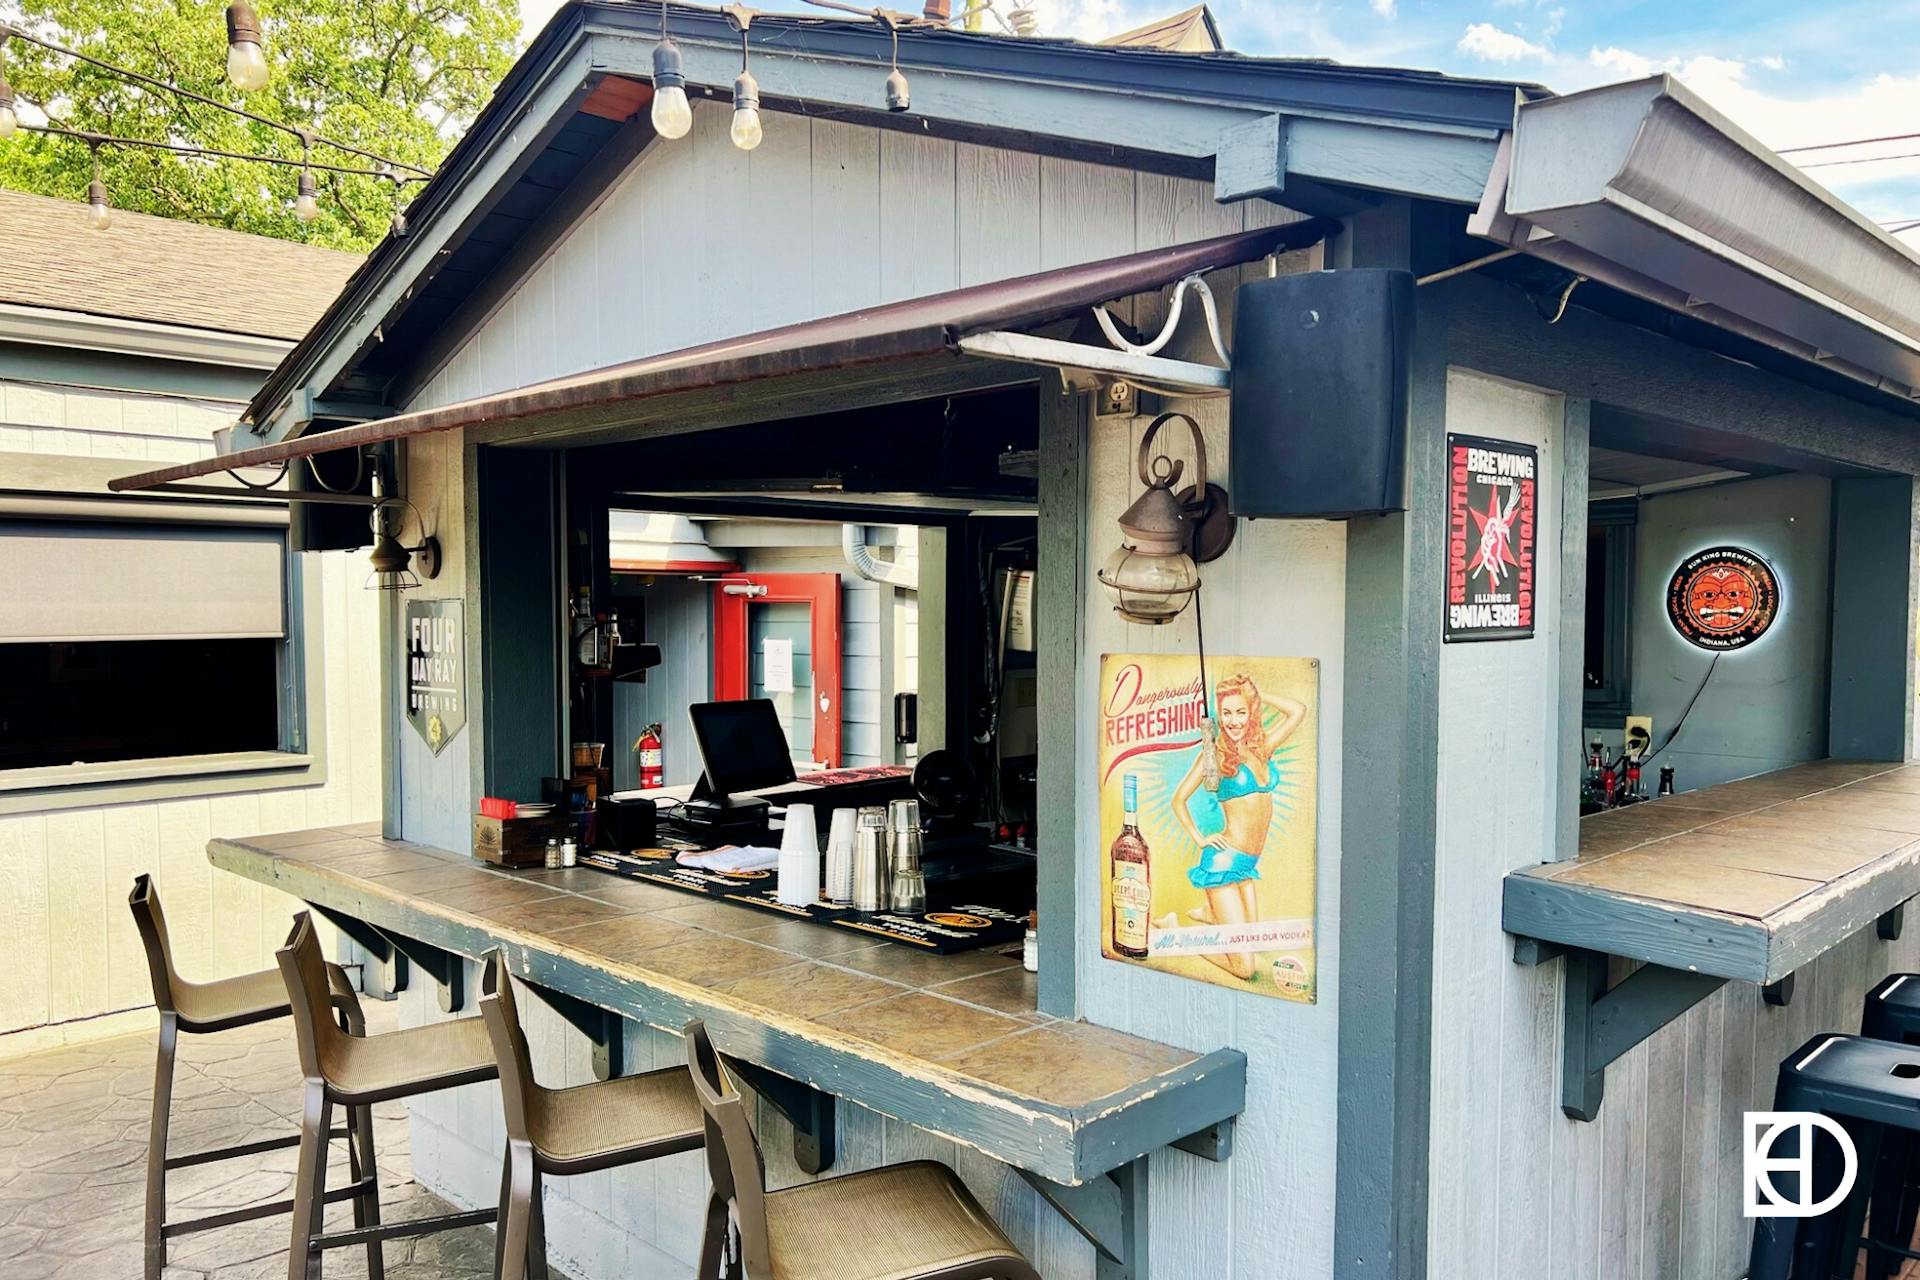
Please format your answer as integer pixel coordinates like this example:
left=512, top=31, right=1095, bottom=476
left=0, top=187, right=361, bottom=341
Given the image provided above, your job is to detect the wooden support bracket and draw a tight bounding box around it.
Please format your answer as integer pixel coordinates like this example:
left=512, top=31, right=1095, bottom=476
left=522, top=981, right=626, bottom=1081
left=1764, top=972, right=1796, bottom=1008
left=1560, top=947, right=1727, bottom=1122
left=726, top=1057, right=837, bottom=1176
left=381, top=933, right=464, bottom=1013
left=1170, top=1118, right=1235, bottom=1162
left=1512, top=936, right=1568, bottom=967
left=1881, top=902, right=1907, bottom=942
left=308, top=902, right=408, bottom=1001
left=1019, top=1157, right=1151, bottom=1280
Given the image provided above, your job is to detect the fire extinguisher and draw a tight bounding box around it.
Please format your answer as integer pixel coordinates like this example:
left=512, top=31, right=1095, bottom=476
left=636, top=723, right=664, bottom=790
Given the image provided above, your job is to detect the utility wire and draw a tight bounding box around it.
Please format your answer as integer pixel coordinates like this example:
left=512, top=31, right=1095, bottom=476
left=1778, top=130, right=1920, bottom=155
left=1801, top=149, right=1920, bottom=170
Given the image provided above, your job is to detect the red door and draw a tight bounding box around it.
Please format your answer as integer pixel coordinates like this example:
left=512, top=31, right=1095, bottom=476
left=711, top=573, right=842, bottom=768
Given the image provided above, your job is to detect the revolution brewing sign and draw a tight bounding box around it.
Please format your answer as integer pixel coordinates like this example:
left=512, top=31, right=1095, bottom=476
left=405, top=599, right=465, bottom=756
left=1444, top=433, right=1538, bottom=642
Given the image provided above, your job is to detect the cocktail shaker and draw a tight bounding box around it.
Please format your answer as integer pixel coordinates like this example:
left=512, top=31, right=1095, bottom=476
left=887, top=798, right=926, bottom=914
left=851, top=806, right=890, bottom=913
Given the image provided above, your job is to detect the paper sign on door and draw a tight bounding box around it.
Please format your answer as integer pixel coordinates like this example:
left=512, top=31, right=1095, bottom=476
left=762, top=637, right=794, bottom=694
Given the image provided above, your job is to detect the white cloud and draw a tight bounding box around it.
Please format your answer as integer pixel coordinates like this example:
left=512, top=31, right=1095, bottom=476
left=1371, top=0, right=1398, bottom=18
left=1457, top=22, right=1551, bottom=63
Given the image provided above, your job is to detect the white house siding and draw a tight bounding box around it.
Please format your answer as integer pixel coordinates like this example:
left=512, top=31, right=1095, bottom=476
left=0, top=375, right=381, bottom=1050
left=394, top=102, right=1328, bottom=1279
left=1422, top=370, right=1911, bottom=1280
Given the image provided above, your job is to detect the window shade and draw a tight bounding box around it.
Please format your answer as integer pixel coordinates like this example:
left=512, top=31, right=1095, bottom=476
left=0, top=520, right=286, bottom=643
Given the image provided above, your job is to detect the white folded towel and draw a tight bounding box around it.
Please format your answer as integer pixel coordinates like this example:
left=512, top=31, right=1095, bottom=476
left=676, top=845, right=782, bottom=872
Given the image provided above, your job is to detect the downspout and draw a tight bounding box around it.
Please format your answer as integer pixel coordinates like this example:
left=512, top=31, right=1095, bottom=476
left=842, top=524, right=918, bottom=591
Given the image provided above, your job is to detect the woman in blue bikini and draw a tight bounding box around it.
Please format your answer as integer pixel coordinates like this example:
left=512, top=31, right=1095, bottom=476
left=1171, top=673, right=1308, bottom=980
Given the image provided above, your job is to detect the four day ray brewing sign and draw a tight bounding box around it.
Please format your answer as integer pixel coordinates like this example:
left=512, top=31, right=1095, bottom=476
left=406, top=599, right=465, bottom=755
left=1444, top=433, right=1538, bottom=642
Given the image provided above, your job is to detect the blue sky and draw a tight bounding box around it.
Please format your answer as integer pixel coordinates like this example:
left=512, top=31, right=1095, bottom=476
left=521, top=1, right=1920, bottom=239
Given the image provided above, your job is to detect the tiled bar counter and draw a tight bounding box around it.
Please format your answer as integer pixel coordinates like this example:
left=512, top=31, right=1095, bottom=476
left=210, top=823, right=1243, bottom=1276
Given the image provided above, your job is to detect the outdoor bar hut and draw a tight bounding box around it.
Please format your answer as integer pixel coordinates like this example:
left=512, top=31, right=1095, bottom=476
left=109, top=3, right=1920, bottom=1278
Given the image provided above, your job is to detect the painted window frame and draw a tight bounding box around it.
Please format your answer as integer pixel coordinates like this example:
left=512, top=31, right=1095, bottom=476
left=1584, top=496, right=1638, bottom=727
left=0, top=511, right=328, bottom=815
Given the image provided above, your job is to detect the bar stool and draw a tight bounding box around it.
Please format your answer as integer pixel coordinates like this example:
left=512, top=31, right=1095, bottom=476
left=1749, top=1033, right=1920, bottom=1280
left=130, top=874, right=373, bottom=1280
left=682, top=1019, right=1043, bottom=1280
left=476, top=952, right=705, bottom=1280
left=279, top=911, right=499, bottom=1279
left=1860, top=974, right=1920, bottom=1279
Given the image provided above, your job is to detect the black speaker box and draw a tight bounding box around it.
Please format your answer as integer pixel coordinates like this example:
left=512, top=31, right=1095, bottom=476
left=1229, top=269, right=1414, bottom=519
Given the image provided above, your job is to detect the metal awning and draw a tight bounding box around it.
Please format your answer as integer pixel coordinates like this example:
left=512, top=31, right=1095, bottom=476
left=109, top=220, right=1332, bottom=494
left=1470, top=75, right=1920, bottom=401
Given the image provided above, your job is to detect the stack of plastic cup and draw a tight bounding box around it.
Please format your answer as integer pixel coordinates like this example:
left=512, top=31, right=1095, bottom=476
left=823, top=807, right=858, bottom=906
left=776, top=803, right=821, bottom=907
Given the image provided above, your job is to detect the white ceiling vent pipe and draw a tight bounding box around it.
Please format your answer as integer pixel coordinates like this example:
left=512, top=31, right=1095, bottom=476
left=843, top=524, right=918, bottom=591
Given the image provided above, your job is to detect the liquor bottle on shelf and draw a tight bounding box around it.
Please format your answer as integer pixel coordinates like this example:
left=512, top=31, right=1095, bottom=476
left=1109, top=774, right=1151, bottom=959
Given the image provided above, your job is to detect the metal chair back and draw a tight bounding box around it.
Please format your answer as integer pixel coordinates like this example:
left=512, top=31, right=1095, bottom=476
left=479, top=952, right=536, bottom=1147
left=276, top=912, right=347, bottom=1085
left=127, top=873, right=180, bottom=1018
left=684, top=1019, right=771, bottom=1274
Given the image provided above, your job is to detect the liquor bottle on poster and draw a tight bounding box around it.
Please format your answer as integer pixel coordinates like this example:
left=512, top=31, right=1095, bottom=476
left=1110, top=774, right=1151, bottom=959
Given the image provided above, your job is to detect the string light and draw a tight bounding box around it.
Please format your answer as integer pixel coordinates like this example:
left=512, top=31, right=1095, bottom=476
left=650, top=3, right=692, bottom=140
left=224, top=2, right=269, bottom=93
left=295, top=166, right=319, bottom=222
left=884, top=19, right=909, bottom=112
left=728, top=13, right=762, bottom=152
left=0, top=41, right=15, bottom=140
left=0, top=13, right=431, bottom=228
left=85, top=145, right=109, bottom=230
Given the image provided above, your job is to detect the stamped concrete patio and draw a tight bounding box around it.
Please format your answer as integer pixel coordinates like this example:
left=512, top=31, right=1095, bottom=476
left=0, top=1001, right=516, bottom=1279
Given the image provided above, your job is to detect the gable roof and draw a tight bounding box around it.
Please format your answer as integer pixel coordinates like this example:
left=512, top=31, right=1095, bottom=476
left=0, top=187, right=361, bottom=342
left=239, top=1, right=1544, bottom=441
left=1102, top=6, right=1224, bottom=53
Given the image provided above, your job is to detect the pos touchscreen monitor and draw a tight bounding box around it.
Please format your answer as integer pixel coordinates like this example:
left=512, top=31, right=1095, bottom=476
left=687, top=698, right=797, bottom=803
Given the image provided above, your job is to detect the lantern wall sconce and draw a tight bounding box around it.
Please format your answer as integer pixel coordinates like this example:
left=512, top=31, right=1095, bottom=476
left=366, top=498, right=441, bottom=592
left=1097, top=411, right=1234, bottom=624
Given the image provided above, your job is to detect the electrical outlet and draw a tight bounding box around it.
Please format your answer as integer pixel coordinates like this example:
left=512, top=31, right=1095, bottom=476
left=1624, top=715, right=1654, bottom=755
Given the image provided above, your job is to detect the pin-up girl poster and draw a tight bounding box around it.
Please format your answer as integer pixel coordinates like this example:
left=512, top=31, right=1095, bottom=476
left=1098, top=654, right=1319, bottom=1001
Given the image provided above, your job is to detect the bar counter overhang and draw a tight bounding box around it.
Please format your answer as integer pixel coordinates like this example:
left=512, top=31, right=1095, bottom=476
left=212, top=824, right=1243, bottom=1193
left=1504, top=759, right=1920, bottom=1119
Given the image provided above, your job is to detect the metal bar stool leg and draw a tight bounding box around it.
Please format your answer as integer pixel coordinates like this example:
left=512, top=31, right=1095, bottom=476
left=526, top=1167, right=550, bottom=1280
left=287, top=1081, right=333, bottom=1280
left=698, top=1190, right=728, bottom=1280
left=497, top=1143, right=536, bottom=1280
left=143, top=1012, right=178, bottom=1280
left=347, top=1104, right=384, bottom=1280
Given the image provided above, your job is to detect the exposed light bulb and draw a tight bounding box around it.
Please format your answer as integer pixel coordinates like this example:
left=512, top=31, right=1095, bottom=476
left=730, top=69, right=762, bottom=152
left=225, top=4, right=269, bottom=92
left=294, top=168, right=318, bottom=222
left=650, top=38, right=692, bottom=140
left=885, top=67, right=911, bottom=113
left=730, top=104, right=763, bottom=151
left=652, top=84, right=692, bottom=140
left=0, top=104, right=15, bottom=142
left=87, top=178, right=111, bottom=230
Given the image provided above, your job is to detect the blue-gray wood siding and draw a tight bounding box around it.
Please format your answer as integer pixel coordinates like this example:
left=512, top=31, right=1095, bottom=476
left=393, top=104, right=1324, bottom=1280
